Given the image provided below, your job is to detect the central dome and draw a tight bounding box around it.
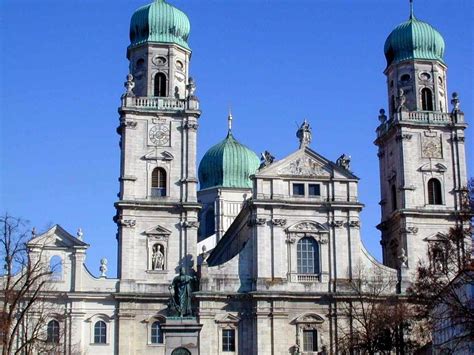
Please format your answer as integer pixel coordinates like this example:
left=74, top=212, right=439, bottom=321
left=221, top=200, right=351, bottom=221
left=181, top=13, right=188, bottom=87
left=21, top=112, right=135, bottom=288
left=129, top=0, right=191, bottom=50
left=198, top=132, right=260, bottom=190
left=384, top=14, right=445, bottom=67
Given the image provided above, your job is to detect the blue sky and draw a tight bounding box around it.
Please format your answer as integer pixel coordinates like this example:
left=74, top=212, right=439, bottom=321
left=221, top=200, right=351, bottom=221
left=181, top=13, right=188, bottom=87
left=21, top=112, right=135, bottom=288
left=1, top=0, right=472, bottom=277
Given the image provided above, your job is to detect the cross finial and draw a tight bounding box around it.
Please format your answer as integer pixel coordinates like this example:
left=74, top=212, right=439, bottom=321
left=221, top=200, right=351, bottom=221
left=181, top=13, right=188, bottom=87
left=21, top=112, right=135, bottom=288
left=227, top=107, right=233, bottom=132
left=409, top=0, right=415, bottom=19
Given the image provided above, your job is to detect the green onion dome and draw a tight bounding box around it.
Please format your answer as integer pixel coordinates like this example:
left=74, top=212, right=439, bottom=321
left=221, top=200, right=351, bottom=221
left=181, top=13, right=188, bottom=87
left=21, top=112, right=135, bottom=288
left=129, top=0, right=191, bottom=50
left=198, top=131, right=260, bottom=190
left=384, top=11, right=445, bottom=67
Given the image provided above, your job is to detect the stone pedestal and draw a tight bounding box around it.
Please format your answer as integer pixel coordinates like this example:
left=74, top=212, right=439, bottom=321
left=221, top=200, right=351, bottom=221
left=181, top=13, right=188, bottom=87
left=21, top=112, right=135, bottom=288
left=161, top=317, right=203, bottom=355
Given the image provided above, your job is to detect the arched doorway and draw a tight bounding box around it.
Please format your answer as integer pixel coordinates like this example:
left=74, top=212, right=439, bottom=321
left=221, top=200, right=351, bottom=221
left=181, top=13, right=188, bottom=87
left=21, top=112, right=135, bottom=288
left=171, top=347, right=191, bottom=355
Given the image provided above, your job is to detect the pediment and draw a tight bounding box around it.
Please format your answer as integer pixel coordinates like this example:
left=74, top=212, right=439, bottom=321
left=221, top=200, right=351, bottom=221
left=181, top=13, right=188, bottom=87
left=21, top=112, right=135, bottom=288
left=143, top=150, right=174, bottom=161
left=423, top=232, right=448, bottom=242
left=215, top=313, right=240, bottom=324
left=144, top=225, right=172, bottom=237
left=28, top=225, right=89, bottom=250
left=292, top=313, right=325, bottom=325
left=418, top=162, right=447, bottom=173
left=257, top=147, right=357, bottom=180
left=286, top=221, right=329, bottom=234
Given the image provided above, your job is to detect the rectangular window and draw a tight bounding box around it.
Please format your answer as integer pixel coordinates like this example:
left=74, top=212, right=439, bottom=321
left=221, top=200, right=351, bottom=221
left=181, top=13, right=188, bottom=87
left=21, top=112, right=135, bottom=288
left=308, top=184, right=321, bottom=196
left=293, top=183, right=305, bottom=196
left=222, top=329, right=235, bottom=352
left=303, top=329, right=318, bottom=352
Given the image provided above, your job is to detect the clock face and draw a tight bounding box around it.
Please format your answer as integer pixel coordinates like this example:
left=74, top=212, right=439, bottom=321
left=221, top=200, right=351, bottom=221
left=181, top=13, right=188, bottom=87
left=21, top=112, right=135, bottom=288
left=149, top=124, right=169, bottom=146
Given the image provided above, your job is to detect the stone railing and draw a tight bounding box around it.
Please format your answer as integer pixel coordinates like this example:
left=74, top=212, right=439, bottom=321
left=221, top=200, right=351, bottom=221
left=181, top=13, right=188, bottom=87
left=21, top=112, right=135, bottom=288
left=398, top=111, right=452, bottom=124
left=122, top=96, right=186, bottom=110
left=292, top=274, right=320, bottom=283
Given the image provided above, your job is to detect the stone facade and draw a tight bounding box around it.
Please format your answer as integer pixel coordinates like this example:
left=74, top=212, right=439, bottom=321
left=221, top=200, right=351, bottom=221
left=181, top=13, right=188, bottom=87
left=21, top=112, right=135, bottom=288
left=10, top=1, right=470, bottom=354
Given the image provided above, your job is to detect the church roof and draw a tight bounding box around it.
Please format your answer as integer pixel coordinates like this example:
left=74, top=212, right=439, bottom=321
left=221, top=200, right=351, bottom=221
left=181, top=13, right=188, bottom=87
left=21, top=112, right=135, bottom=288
left=384, top=3, right=445, bottom=67
left=129, top=0, right=191, bottom=50
left=198, top=127, right=260, bottom=191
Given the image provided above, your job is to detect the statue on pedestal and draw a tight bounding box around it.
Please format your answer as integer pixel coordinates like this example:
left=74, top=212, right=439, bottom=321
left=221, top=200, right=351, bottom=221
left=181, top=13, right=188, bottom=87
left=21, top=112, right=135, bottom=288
left=169, top=268, right=197, bottom=317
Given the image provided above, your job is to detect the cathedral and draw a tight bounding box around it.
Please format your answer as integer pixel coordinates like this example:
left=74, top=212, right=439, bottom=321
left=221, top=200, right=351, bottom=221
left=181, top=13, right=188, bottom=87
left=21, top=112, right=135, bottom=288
left=25, top=0, right=468, bottom=354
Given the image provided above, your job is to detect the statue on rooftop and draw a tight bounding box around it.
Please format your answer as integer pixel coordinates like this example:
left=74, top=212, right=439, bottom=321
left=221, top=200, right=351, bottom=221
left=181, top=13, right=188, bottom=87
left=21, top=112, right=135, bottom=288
left=260, top=150, right=275, bottom=169
left=296, top=119, right=312, bottom=148
left=123, top=74, right=135, bottom=98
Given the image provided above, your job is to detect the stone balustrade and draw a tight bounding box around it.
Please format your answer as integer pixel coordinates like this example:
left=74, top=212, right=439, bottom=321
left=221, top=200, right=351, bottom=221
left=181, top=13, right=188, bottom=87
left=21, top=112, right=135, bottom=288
left=122, top=96, right=186, bottom=110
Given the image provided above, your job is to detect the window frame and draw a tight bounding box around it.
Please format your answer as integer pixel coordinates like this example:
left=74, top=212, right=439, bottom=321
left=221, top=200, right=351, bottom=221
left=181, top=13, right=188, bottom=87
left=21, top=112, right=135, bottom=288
left=46, top=319, right=60, bottom=344
left=297, top=237, right=320, bottom=275
left=93, top=320, right=107, bottom=344
left=308, top=184, right=321, bottom=197
left=222, top=328, right=236, bottom=352
left=150, top=321, right=164, bottom=345
left=302, top=329, right=318, bottom=352
left=154, top=72, right=167, bottom=97
left=292, top=183, right=305, bottom=196
left=421, top=87, right=434, bottom=111
left=427, top=178, right=443, bottom=205
left=151, top=167, right=167, bottom=197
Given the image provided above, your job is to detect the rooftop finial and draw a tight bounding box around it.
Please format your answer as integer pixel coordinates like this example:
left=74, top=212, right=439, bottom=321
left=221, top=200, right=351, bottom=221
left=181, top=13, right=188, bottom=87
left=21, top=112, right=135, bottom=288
left=227, top=106, right=233, bottom=132
left=409, top=0, right=415, bottom=19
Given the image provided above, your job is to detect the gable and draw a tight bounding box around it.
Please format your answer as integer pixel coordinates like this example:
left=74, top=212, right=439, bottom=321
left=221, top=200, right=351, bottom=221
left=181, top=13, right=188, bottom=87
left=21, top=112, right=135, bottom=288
left=28, top=225, right=89, bottom=250
left=256, top=147, right=358, bottom=180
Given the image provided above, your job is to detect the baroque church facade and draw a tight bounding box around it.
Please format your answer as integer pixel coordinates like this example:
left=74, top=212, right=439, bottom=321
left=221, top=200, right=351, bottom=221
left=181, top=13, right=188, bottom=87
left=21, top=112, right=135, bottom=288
left=25, top=0, right=468, bottom=354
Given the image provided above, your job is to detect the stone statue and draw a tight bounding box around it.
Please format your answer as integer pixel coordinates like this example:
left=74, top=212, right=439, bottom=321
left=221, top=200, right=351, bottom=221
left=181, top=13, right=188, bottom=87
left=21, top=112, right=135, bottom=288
left=187, top=77, right=197, bottom=98
left=336, top=154, right=351, bottom=170
left=77, top=227, right=83, bottom=240
left=123, top=74, right=135, bottom=97
left=169, top=267, right=197, bottom=317
left=399, top=248, right=408, bottom=268
left=151, top=244, right=164, bottom=270
left=451, top=92, right=460, bottom=112
left=260, top=150, right=275, bottom=168
left=296, top=119, right=312, bottom=148
left=378, top=108, right=387, bottom=124
left=99, top=258, right=108, bottom=277
left=396, top=88, right=406, bottom=112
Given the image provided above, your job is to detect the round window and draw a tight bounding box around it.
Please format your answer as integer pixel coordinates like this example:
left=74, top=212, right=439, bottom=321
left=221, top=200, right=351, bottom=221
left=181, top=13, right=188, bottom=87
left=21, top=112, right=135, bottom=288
left=400, top=74, right=410, bottom=82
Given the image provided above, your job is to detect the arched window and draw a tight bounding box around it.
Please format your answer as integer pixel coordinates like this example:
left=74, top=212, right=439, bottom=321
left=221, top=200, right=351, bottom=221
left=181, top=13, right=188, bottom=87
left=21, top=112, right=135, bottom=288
left=136, top=58, right=145, bottom=71
left=151, top=321, right=164, bottom=344
left=151, top=168, right=166, bottom=197
left=421, top=88, right=433, bottom=111
left=297, top=237, right=320, bottom=274
left=47, top=320, right=60, bottom=343
left=204, top=209, right=215, bottom=238
left=94, top=321, right=107, bottom=344
left=49, top=255, right=62, bottom=280
left=391, top=185, right=397, bottom=211
left=390, top=95, right=395, bottom=115
left=154, top=73, right=167, bottom=97
left=428, top=178, right=442, bottom=205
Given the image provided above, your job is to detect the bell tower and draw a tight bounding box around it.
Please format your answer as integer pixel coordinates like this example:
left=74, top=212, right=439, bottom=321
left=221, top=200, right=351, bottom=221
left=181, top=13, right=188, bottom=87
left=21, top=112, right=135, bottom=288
left=375, top=2, right=468, bottom=273
left=115, top=0, right=201, bottom=291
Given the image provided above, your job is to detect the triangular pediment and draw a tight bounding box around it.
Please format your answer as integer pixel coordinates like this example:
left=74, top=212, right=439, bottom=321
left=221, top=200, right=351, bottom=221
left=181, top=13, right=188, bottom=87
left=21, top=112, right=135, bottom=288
left=28, top=225, right=89, bottom=250
left=423, top=232, right=448, bottom=242
left=292, top=313, right=325, bottom=324
left=215, top=313, right=240, bottom=324
left=144, top=225, right=172, bottom=236
left=143, top=150, right=174, bottom=161
left=256, top=147, right=357, bottom=179
left=286, top=220, right=329, bottom=234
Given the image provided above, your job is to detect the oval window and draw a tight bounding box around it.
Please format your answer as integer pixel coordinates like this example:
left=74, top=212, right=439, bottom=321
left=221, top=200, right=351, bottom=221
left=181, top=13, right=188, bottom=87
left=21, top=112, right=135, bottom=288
left=420, top=72, right=431, bottom=80
left=400, top=74, right=410, bottom=82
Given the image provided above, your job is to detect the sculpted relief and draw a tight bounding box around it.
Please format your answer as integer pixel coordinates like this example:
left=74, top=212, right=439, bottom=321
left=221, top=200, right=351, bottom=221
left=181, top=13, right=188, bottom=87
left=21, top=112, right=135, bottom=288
left=421, top=135, right=442, bottom=158
left=279, top=156, right=328, bottom=177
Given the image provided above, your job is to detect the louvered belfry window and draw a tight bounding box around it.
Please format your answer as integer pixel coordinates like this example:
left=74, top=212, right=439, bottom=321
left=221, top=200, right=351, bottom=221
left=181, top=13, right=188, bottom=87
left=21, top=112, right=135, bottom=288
left=428, top=178, right=442, bottom=205
left=151, top=168, right=167, bottom=197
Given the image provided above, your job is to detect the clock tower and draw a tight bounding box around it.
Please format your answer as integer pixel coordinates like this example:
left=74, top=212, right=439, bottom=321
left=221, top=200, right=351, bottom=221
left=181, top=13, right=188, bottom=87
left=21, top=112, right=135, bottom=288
left=114, top=0, right=201, bottom=293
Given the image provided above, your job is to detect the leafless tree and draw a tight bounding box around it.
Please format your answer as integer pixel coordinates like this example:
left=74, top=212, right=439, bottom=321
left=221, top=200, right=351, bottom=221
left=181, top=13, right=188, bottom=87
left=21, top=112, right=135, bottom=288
left=337, top=265, right=423, bottom=354
left=0, top=214, right=63, bottom=355
left=409, top=178, right=474, bottom=353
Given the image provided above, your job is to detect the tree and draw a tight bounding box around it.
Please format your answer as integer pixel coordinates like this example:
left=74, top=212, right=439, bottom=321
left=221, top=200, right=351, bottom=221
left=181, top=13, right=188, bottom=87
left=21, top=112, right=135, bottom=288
left=409, top=178, right=474, bottom=352
left=0, top=214, right=63, bottom=355
left=337, top=266, right=422, bottom=354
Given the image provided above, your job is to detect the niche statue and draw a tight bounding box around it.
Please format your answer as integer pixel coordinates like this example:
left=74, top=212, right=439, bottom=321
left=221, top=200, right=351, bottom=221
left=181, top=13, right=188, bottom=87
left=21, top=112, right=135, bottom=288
left=169, top=268, right=197, bottom=317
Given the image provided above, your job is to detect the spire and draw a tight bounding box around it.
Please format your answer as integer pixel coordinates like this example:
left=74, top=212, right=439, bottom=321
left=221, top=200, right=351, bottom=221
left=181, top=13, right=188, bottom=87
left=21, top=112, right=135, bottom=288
left=409, top=0, right=415, bottom=19
left=227, top=107, right=233, bottom=133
